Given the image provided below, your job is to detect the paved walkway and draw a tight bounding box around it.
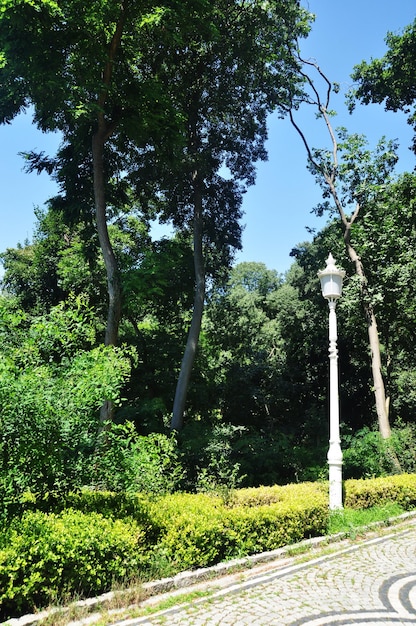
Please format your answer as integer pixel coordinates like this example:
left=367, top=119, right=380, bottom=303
left=111, top=521, right=416, bottom=626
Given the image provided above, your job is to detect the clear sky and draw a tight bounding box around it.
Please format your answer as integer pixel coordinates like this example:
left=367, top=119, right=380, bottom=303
left=0, top=0, right=415, bottom=274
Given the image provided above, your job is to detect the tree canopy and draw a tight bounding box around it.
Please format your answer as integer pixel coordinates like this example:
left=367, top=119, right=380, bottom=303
left=349, top=17, right=416, bottom=153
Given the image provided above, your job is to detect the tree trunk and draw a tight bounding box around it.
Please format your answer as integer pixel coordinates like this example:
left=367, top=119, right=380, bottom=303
left=91, top=10, right=125, bottom=426
left=92, top=129, right=122, bottom=426
left=344, top=236, right=394, bottom=440
left=170, top=175, right=205, bottom=432
left=92, top=132, right=122, bottom=348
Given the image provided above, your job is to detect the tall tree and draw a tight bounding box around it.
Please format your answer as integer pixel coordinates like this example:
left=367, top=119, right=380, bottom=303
left=0, top=0, right=183, bottom=421
left=286, top=56, right=400, bottom=441
left=340, top=172, right=416, bottom=423
left=348, top=18, right=416, bottom=154
left=0, top=0, right=311, bottom=429
left=135, top=0, right=312, bottom=431
left=0, top=1, right=172, bottom=369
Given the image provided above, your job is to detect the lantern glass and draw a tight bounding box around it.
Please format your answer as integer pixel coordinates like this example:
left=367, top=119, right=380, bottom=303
left=317, top=254, right=345, bottom=301
left=320, top=273, right=343, bottom=299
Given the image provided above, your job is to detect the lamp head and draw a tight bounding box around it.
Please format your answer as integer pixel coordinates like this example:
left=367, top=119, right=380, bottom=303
left=318, top=253, right=345, bottom=301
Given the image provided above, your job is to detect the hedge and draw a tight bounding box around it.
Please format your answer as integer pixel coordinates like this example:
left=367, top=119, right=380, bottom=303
left=3, top=476, right=416, bottom=620
left=151, top=484, right=328, bottom=569
left=0, top=509, right=149, bottom=620
left=344, top=473, right=416, bottom=509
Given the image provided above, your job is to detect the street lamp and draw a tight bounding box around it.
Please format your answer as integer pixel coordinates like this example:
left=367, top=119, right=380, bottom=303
left=318, top=253, right=345, bottom=510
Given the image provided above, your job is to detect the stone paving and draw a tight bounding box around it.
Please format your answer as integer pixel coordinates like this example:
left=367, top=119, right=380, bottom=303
left=111, top=522, right=416, bottom=626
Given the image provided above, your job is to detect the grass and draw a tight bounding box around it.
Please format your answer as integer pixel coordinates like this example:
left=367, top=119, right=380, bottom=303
left=36, top=588, right=216, bottom=626
left=328, top=502, right=406, bottom=536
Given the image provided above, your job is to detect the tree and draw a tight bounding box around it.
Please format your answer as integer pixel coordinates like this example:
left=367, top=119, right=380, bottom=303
left=340, top=172, right=416, bottom=423
left=0, top=0, right=183, bottom=428
left=0, top=293, right=132, bottom=508
left=348, top=18, right=416, bottom=153
left=287, top=55, right=400, bottom=441
left=0, top=0, right=311, bottom=430
left=136, top=0, right=312, bottom=431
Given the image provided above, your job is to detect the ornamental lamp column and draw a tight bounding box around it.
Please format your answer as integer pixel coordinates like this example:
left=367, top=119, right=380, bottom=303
left=318, top=253, right=345, bottom=510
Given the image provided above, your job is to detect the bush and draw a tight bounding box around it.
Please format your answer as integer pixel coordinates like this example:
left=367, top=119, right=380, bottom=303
left=227, top=498, right=327, bottom=555
left=344, top=473, right=416, bottom=510
left=91, top=422, right=185, bottom=494
left=343, top=424, right=416, bottom=479
left=0, top=509, right=148, bottom=620
left=227, top=481, right=327, bottom=508
left=152, top=484, right=328, bottom=570
left=9, top=475, right=416, bottom=620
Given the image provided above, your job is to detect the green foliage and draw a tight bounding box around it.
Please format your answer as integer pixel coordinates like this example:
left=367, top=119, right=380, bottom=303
left=0, top=296, right=133, bottom=517
left=227, top=481, right=327, bottom=507
left=192, top=423, right=246, bottom=494
left=343, top=424, right=416, bottom=479
left=92, top=422, right=185, bottom=494
left=343, top=427, right=387, bottom=479
left=0, top=509, right=148, bottom=620
left=344, top=473, right=416, bottom=510
left=225, top=497, right=327, bottom=555
left=151, top=493, right=235, bottom=569
left=204, top=262, right=319, bottom=440
left=349, top=18, right=416, bottom=153
left=152, top=483, right=328, bottom=569
left=2, top=475, right=415, bottom=618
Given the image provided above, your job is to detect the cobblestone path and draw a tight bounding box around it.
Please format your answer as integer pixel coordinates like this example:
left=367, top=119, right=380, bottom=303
left=113, top=523, right=416, bottom=626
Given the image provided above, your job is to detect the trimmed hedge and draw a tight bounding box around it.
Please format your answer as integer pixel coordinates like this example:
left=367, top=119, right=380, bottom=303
left=3, top=475, right=416, bottom=619
left=151, top=484, right=328, bottom=569
left=345, top=473, right=416, bottom=510
left=0, top=509, right=148, bottom=620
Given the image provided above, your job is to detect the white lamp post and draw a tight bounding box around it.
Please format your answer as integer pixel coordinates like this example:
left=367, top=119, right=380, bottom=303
left=318, top=253, right=345, bottom=510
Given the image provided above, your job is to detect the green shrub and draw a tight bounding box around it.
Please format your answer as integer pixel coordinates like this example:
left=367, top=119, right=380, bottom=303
left=228, top=481, right=327, bottom=508
left=343, top=427, right=385, bottom=478
left=0, top=509, right=148, bottom=620
left=149, top=493, right=234, bottom=569
left=344, top=473, right=416, bottom=509
left=91, top=423, right=185, bottom=494
left=0, top=297, right=133, bottom=519
left=227, top=496, right=327, bottom=555
left=226, top=484, right=285, bottom=507
left=343, top=424, right=416, bottom=479
left=152, top=484, right=328, bottom=570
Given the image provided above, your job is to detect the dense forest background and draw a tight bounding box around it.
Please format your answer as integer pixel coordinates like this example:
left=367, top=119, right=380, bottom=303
left=0, top=1, right=416, bottom=510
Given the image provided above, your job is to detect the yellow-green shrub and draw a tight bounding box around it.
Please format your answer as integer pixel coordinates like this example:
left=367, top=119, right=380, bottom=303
left=226, top=485, right=285, bottom=507
left=228, top=482, right=327, bottom=508
left=149, top=493, right=231, bottom=569
left=153, top=485, right=328, bottom=570
left=226, top=495, right=327, bottom=554
left=0, top=509, right=148, bottom=621
left=344, top=473, right=416, bottom=509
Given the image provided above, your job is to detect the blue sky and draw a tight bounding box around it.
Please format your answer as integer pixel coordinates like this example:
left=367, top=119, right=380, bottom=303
left=0, top=0, right=415, bottom=274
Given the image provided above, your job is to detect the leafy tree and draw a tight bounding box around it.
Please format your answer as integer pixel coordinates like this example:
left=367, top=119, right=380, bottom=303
left=0, top=0, right=311, bottom=430
left=0, top=1, right=179, bottom=394
left=286, top=55, right=400, bottom=444
left=340, top=172, right=416, bottom=423
left=202, top=261, right=331, bottom=484
left=136, top=0, right=312, bottom=431
left=0, top=294, right=133, bottom=512
left=205, top=262, right=283, bottom=427
left=119, top=236, right=196, bottom=430
left=1, top=205, right=151, bottom=327
left=348, top=18, right=416, bottom=153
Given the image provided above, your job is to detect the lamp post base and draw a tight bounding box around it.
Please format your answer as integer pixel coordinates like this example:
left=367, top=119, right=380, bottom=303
left=328, top=441, right=343, bottom=510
